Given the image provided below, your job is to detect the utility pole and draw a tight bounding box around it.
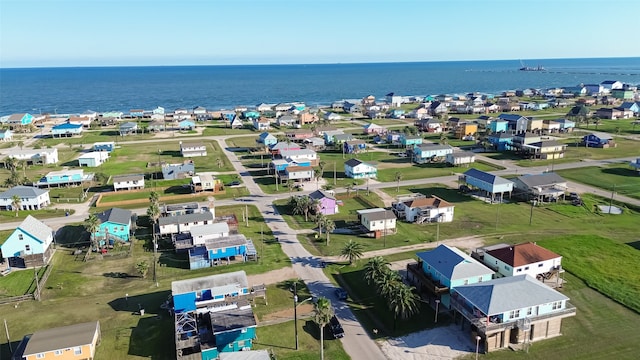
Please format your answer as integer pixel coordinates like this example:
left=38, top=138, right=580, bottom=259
left=609, top=184, right=615, bottom=214
left=293, top=281, right=299, bottom=350
left=245, top=204, right=249, bottom=227
left=333, top=162, right=336, bottom=185
left=529, top=197, right=535, bottom=225
left=4, top=319, right=12, bottom=354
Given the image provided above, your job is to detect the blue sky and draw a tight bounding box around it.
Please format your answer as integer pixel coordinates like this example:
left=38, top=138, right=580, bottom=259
left=1, top=0, right=639, bottom=68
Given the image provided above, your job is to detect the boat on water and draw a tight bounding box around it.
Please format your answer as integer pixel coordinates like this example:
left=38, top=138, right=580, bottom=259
left=519, top=60, right=546, bottom=71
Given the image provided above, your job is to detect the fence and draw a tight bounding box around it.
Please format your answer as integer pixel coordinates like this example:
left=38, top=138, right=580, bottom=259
left=0, top=265, right=52, bottom=305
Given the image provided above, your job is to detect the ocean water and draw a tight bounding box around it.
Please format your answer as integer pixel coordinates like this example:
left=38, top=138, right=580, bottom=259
left=1, top=57, right=639, bottom=115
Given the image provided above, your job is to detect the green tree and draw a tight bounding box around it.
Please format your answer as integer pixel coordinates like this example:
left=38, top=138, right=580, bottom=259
left=314, top=213, right=327, bottom=238
left=394, top=171, right=403, bottom=193
left=313, top=297, right=334, bottom=360
left=17, top=140, right=24, bottom=150
left=375, top=269, right=402, bottom=299
left=345, top=183, right=354, bottom=197
left=340, top=240, right=364, bottom=265
left=136, top=260, right=150, bottom=278
left=364, top=256, right=390, bottom=285
left=83, top=214, right=100, bottom=261
left=149, top=191, right=160, bottom=206
left=387, top=282, right=420, bottom=331
left=318, top=161, right=327, bottom=178
left=11, top=194, right=21, bottom=217
left=289, top=196, right=307, bottom=219
left=322, top=218, right=335, bottom=246
left=216, top=158, right=223, bottom=169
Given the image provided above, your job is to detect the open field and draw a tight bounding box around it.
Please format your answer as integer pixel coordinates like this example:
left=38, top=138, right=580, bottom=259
left=0, top=208, right=74, bottom=223
left=556, top=164, right=640, bottom=199
left=0, top=266, right=48, bottom=297
left=202, top=123, right=257, bottom=136
left=576, top=118, right=640, bottom=136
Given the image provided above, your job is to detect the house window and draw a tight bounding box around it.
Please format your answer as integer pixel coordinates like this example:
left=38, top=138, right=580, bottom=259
left=464, top=279, right=469, bottom=285
left=74, top=347, right=82, bottom=355
left=54, top=349, right=63, bottom=356
left=25, top=245, right=31, bottom=252
left=36, top=354, right=45, bottom=359
left=538, top=263, right=544, bottom=267
left=237, top=340, right=246, bottom=347
left=18, top=234, right=23, bottom=240
left=509, top=309, right=520, bottom=319
left=552, top=301, right=562, bottom=310
left=516, top=268, right=522, bottom=272
left=524, top=266, right=529, bottom=270
left=527, top=307, right=533, bottom=316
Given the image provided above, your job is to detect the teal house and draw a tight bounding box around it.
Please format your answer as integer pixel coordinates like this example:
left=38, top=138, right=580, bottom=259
left=36, top=169, right=94, bottom=188
left=94, top=208, right=133, bottom=244
left=5, top=113, right=34, bottom=126
left=0, top=215, right=54, bottom=268
left=489, top=119, right=508, bottom=133
left=242, top=110, right=260, bottom=119
left=179, top=120, right=196, bottom=130
left=412, top=244, right=494, bottom=309
left=399, top=134, right=423, bottom=147
left=257, top=132, right=277, bottom=147
left=172, top=271, right=257, bottom=359
left=413, top=144, right=453, bottom=163
left=51, top=123, right=83, bottom=137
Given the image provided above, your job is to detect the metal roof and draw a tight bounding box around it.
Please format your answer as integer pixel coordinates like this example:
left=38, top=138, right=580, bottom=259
left=464, top=168, right=513, bottom=186
left=486, top=242, right=561, bottom=267
left=96, top=208, right=132, bottom=226
left=220, top=350, right=270, bottom=360
left=17, top=215, right=53, bottom=245
left=159, top=212, right=213, bottom=226
left=454, top=275, right=568, bottom=315
left=24, top=321, right=99, bottom=356
left=417, top=244, right=493, bottom=281
left=209, top=306, right=257, bottom=334
left=0, top=186, right=48, bottom=199
left=113, top=174, right=144, bottom=182
left=190, top=222, right=229, bottom=237
left=308, top=190, right=335, bottom=200
left=171, top=270, right=248, bottom=295
left=515, top=173, right=566, bottom=189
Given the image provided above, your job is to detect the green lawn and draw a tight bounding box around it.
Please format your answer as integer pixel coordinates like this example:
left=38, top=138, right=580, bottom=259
left=0, top=208, right=74, bottom=223
left=202, top=124, right=257, bottom=136
left=556, top=164, right=640, bottom=199
left=376, top=160, right=501, bottom=182
left=254, top=321, right=350, bottom=360
left=576, top=118, right=640, bottom=136
left=0, top=266, right=48, bottom=297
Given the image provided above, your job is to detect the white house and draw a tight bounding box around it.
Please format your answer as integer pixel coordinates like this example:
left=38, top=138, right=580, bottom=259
left=77, top=151, right=109, bottom=167
left=480, top=242, right=563, bottom=279
left=9, top=148, right=59, bottom=164
left=180, top=142, right=207, bottom=157
left=0, top=186, right=50, bottom=210
left=393, top=195, right=454, bottom=223
left=112, top=174, right=145, bottom=191
left=344, top=159, right=377, bottom=179
left=356, top=208, right=396, bottom=234
left=252, top=118, right=271, bottom=131
left=190, top=222, right=230, bottom=246
left=0, top=129, right=13, bottom=141
left=158, top=212, right=214, bottom=236
left=445, top=151, right=476, bottom=166
left=283, top=165, right=314, bottom=182
left=279, top=148, right=318, bottom=164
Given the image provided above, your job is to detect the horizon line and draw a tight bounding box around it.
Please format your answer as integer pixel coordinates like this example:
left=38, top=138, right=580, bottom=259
left=2, top=56, right=639, bottom=70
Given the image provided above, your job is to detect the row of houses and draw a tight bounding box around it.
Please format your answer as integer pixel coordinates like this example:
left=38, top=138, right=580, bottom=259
left=407, top=242, right=575, bottom=353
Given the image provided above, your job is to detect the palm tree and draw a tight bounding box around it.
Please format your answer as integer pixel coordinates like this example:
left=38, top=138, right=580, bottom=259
left=216, top=158, right=223, bottom=169
left=318, top=161, right=327, bottom=178
left=146, top=203, right=160, bottom=238
left=323, top=218, right=335, bottom=246
left=394, top=171, right=403, bottom=193
left=313, top=297, right=334, bottom=360
left=83, top=214, right=100, bottom=261
left=149, top=191, right=159, bottom=206
left=135, top=260, right=150, bottom=278
left=17, top=140, right=24, bottom=150
left=345, top=183, right=354, bottom=197
left=340, top=240, right=364, bottom=265
left=375, top=269, right=402, bottom=298
left=364, top=256, right=390, bottom=285
left=314, top=213, right=327, bottom=237
left=11, top=195, right=21, bottom=217
left=307, top=198, right=320, bottom=218
left=387, top=283, right=420, bottom=331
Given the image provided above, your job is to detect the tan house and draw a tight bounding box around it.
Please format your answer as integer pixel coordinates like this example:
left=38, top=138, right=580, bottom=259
left=298, top=111, right=318, bottom=125
left=18, top=321, right=101, bottom=360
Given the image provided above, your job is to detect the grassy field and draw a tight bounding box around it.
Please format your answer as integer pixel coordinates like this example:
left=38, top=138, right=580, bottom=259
left=0, top=266, right=48, bottom=297
left=254, top=321, right=350, bottom=360
left=0, top=208, right=74, bottom=223
left=556, top=164, right=640, bottom=199
left=202, top=123, right=257, bottom=136
left=576, top=118, right=640, bottom=136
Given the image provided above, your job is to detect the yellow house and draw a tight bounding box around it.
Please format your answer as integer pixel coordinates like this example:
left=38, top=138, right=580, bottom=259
left=455, top=123, right=478, bottom=139
left=20, top=321, right=100, bottom=360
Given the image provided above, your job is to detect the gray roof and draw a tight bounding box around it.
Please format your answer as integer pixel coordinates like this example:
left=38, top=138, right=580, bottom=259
left=209, top=306, right=257, bottom=334
left=113, top=174, right=144, bottom=182
left=18, top=215, right=53, bottom=244
left=588, top=131, right=613, bottom=140
left=220, top=350, right=270, bottom=360
left=96, top=208, right=132, bottom=226
left=190, top=222, right=229, bottom=237
left=172, top=270, right=248, bottom=295
left=357, top=208, right=396, bottom=221
left=417, top=244, right=493, bottom=281
left=158, top=212, right=213, bottom=226
left=448, top=151, right=475, bottom=158
left=204, top=234, right=248, bottom=251
left=0, top=186, right=48, bottom=199
left=454, top=275, right=569, bottom=315
left=308, top=190, right=335, bottom=200
left=24, top=321, right=100, bottom=355
left=416, top=144, right=454, bottom=151
left=516, top=173, right=566, bottom=188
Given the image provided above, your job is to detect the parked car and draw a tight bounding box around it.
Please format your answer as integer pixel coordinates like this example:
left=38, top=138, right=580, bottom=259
left=329, top=315, right=345, bottom=339
left=459, top=185, right=471, bottom=193
left=335, top=287, right=348, bottom=301
left=227, top=180, right=241, bottom=186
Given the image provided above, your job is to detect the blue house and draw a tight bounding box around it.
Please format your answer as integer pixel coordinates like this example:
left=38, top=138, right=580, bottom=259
left=257, top=132, right=277, bottom=147
left=412, top=144, right=453, bottom=163
left=489, top=120, right=508, bottom=133
left=386, top=132, right=401, bottom=144
left=93, top=141, right=115, bottom=152
left=51, top=123, right=83, bottom=137
left=0, top=129, right=13, bottom=141
left=179, top=120, right=196, bottom=130
left=323, top=130, right=345, bottom=145
left=451, top=275, right=576, bottom=352
left=242, top=110, right=260, bottom=119
left=171, top=271, right=257, bottom=359
left=36, top=169, right=93, bottom=188
left=461, top=168, right=514, bottom=202
left=0, top=215, right=54, bottom=268
left=619, top=101, right=640, bottom=115
left=5, top=113, right=34, bottom=126
left=94, top=208, right=133, bottom=244
left=343, top=139, right=367, bottom=154
left=399, top=134, right=423, bottom=147
left=582, top=132, right=615, bottom=148
left=409, top=244, right=494, bottom=309
left=187, top=234, right=254, bottom=270
left=487, top=132, right=514, bottom=151
left=497, top=114, right=528, bottom=133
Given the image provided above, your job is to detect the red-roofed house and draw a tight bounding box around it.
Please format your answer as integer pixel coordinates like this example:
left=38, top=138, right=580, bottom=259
left=481, top=242, right=562, bottom=279
left=392, top=195, right=454, bottom=223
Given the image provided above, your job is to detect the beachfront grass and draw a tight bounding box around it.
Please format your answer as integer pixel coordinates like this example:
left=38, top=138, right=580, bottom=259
left=556, top=164, right=640, bottom=199
left=254, top=321, right=350, bottom=360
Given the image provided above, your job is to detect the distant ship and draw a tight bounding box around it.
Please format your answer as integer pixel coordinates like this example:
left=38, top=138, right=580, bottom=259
left=519, top=60, right=546, bottom=72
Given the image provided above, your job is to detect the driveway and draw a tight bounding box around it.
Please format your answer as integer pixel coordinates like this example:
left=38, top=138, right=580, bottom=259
left=380, top=324, right=479, bottom=360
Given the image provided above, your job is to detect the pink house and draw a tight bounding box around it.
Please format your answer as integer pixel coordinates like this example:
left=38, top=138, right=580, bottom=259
left=308, top=190, right=338, bottom=215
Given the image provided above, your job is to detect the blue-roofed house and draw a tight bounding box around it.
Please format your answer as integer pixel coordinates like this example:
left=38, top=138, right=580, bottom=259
left=460, top=168, right=514, bottom=202
left=497, top=114, right=528, bottom=133
left=630, top=158, right=640, bottom=173
left=93, top=208, right=133, bottom=244
left=553, top=118, right=576, bottom=132
left=179, top=119, right=196, bottom=130
left=51, top=123, right=83, bottom=137
left=399, top=134, right=423, bottom=148
left=257, top=132, right=277, bottom=147
left=619, top=101, right=640, bottom=115
left=582, top=132, right=615, bottom=148
left=0, top=215, right=54, bottom=268
left=407, top=244, right=494, bottom=309
left=412, top=144, right=454, bottom=163
left=171, top=271, right=257, bottom=359
left=451, top=275, right=576, bottom=353
left=119, top=122, right=138, bottom=136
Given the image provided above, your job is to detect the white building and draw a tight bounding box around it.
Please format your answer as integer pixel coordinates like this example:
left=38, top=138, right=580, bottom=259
left=393, top=195, right=454, bottom=223
left=279, top=148, right=317, bottom=164
left=180, top=142, right=207, bottom=157
left=0, top=186, right=50, bottom=210
left=190, top=222, right=230, bottom=245
left=481, top=242, right=562, bottom=279
left=8, top=148, right=59, bottom=165
left=112, top=174, right=145, bottom=191
left=158, top=212, right=214, bottom=236
left=77, top=151, right=109, bottom=167
left=356, top=208, right=396, bottom=234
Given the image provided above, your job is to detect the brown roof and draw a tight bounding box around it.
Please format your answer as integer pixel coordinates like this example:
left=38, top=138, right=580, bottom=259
left=286, top=166, right=313, bottom=173
left=487, top=242, right=560, bottom=267
left=24, top=321, right=100, bottom=355
left=405, top=196, right=453, bottom=209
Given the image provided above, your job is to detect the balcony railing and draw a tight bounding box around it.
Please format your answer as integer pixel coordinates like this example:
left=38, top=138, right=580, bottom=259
left=407, top=262, right=449, bottom=294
